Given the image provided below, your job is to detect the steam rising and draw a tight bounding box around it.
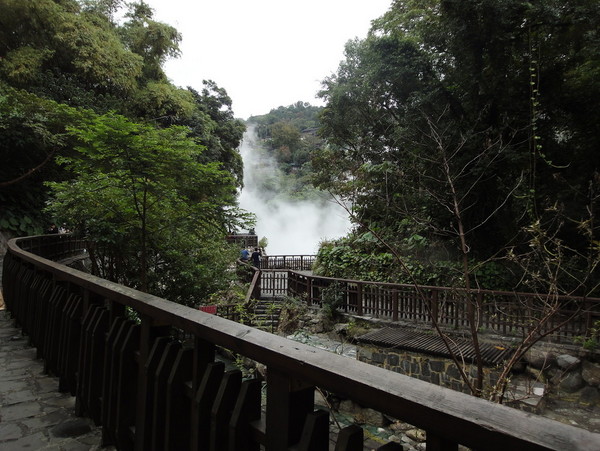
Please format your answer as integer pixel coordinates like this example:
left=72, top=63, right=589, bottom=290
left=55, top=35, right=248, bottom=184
left=238, top=128, right=350, bottom=255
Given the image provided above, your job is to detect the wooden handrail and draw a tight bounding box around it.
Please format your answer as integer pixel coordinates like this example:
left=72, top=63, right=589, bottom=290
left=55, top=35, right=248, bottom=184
left=2, top=235, right=599, bottom=450
left=282, top=270, right=600, bottom=341
left=260, top=254, right=316, bottom=271
left=283, top=269, right=598, bottom=303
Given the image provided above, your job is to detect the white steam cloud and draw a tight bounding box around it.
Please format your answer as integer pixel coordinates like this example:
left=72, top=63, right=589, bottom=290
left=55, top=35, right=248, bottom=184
left=238, top=128, right=350, bottom=255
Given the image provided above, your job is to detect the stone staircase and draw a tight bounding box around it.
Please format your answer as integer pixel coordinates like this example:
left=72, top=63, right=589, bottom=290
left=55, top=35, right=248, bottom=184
left=251, top=298, right=283, bottom=332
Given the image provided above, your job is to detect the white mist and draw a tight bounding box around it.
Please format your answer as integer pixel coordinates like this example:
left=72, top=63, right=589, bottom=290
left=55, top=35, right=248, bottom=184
left=237, top=128, right=350, bottom=255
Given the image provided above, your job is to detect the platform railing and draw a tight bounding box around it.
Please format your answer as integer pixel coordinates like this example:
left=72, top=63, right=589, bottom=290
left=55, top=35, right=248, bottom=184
left=260, top=254, right=315, bottom=271
left=287, top=271, right=600, bottom=342
left=2, top=234, right=599, bottom=450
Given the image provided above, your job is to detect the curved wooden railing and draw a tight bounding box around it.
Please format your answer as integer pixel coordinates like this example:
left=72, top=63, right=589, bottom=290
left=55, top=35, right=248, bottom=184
left=2, top=234, right=599, bottom=450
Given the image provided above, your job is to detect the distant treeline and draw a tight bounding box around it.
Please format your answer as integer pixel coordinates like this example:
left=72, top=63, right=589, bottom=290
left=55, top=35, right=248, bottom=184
left=248, top=101, right=323, bottom=175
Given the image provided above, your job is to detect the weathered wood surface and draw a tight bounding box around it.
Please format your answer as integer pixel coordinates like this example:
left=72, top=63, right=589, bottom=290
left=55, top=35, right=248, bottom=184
left=287, top=271, right=600, bottom=341
left=261, top=255, right=316, bottom=271
left=3, top=235, right=600, bottom=450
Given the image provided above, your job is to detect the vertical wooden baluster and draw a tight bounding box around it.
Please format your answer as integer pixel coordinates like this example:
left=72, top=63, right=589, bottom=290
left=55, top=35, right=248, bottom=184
left=165, top=347, right=193, bottom=450
left=87, top=307, right=109, bottom=423
left=189, top=337, right=215, bottom=450
left=17, top=266, right=33, bottom=331
left=210, top=369, right=242, bottom=451
left=426, top=432, right=458, bottom=451
left=335, top=425, right=363, bottom=451
left=23, top=270, right=40, bottom=341
left=34, top=277, right=52, bottom=358
left=64, top=294, right=83, bottom=395
left=192, top=362, right=224, bottom=451
left=44, top=284, right=67, bottom=375
left=265, top=368, right=314, bottom=450
left=431, top=289, right=439, bottom=327
left=295, top=409, right=329, bottom=451
left=134, top=319, right=171, bottom=450
left=101, top=317, right=128, bottom=445
left=228, top=379, right=262, bottom=451
left=115, top=322, right=140, bottom=450
left=357, top=283, right=363, bottom=316
left=58, top=293, right=79, bottom=392
left=151, top=340, right=181, bottom=450
left=76, top=304, right=101, bottom=416
left=135, top=336, right=171, bottom=451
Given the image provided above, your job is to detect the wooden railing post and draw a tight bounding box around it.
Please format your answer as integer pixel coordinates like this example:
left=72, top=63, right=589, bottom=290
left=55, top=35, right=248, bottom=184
left=6, top=235, right=600, bottom=451
left=357, top=283, right=363, bottom=316
left=426, top=432, right=458, bottom=451
left=431, top=289, right=439, bottom=326
left=476, top=291, right=483, bottom=330
left=134, top=317, right=171, bottom=450
left=165, top=347, right=193, bottom=450
left=135, top=335, right=170, bottom=450
left=584, top=297, right=593, bottom=337
left=228, top=379, right=262, bottom=451
left=266, top=367, right=315, bottom=450
left=193, top=362, right=225, bottom=450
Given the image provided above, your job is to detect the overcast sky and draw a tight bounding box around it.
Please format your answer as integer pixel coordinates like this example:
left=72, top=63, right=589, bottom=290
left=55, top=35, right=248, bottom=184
left=140, top=0, right=392, bottom=119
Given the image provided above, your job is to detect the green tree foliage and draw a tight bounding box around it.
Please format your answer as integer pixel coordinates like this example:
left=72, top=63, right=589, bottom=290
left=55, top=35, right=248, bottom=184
left=0, top=0, right=144, bottom=106
left=0, top=84, right=87, bottom=235
left=120, top=0, right=181, bottom=81
left=251, top=101, right=321, bottom=139
left=0, top=0, right=245, bottom=239
left=250, top=101, right=321, bottom=171
left=248, top=102, right=324, bottom=200
left=314, top=0, right=600, bottom=294
left=45, top=112, right=248, bottom=304
left=181, top=81, right=246, bottom=187
left=127, top=80, right=195, bottom=122
left=270, top=121, right=301, bottom=163
left=0, top=0, right=249, bottom=305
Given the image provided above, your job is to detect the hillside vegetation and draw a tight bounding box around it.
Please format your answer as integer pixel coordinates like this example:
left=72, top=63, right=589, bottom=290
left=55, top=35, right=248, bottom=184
left=247, top=102, right=325, bottom=202
left=0, top=0, right=252, bottom=304
left=309, top=0, right=600, bottom=295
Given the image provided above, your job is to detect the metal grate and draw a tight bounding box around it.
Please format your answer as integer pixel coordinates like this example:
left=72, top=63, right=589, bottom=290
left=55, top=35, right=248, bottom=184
left=357, top=327, right=514, bottom=366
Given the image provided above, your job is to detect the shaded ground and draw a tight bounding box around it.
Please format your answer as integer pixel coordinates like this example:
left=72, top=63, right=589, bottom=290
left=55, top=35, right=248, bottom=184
left=0, top=313, right=112, bottom=450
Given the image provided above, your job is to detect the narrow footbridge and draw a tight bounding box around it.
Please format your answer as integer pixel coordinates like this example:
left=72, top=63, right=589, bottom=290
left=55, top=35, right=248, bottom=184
left=2, top=235, right=599, bottom=450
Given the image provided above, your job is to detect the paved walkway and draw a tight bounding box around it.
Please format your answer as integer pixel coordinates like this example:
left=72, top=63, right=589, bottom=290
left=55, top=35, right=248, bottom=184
left=0, top=310, right=111, bottom=450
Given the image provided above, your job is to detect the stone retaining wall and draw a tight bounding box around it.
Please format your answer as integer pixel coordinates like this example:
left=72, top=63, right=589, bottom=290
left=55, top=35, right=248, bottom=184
left=523, top=346, right=600, bottom=405
left=357, top=345, right=501, bottom=395
left=357, top=341, right=600, bottom=418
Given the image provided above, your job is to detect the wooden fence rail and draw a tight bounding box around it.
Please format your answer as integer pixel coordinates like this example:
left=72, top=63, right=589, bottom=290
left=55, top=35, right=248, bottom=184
left=285, top=271, right=600, bottom=342
left=2, top=235, right=599, bottom=450
left=260, top=254, right=316, bottom=271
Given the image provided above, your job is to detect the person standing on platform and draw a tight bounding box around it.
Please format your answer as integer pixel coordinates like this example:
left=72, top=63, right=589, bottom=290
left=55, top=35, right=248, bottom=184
left=251, top=247, right=261, bottom=268
left=240, top=247, right=250, bottom=262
